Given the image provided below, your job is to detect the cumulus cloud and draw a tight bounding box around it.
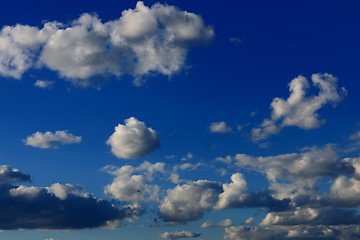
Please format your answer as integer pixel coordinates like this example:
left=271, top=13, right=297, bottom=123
left=106, top=117, right=160, bottom=159
left=160, top=231, right=201, bottom=239
left=104, top=161, right=165, bottom=203
left=209, top=121, right=232, bottom=134
left=159, top=180, right=222, bottom=223
left=216, top=173, right=247, bottom=209
left=24, top=130, right=82, bottom=149
left=252, top=73, right=346, bottom=141
left=0, top=1, right=214, bottom=87
left=33, top=80, right=55, bottom=89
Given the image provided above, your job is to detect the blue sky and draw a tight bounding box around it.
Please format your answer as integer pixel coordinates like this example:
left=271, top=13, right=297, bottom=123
left=1, top=0, right=360, bottom=239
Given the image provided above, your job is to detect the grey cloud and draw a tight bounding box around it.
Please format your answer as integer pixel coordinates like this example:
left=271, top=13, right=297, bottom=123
left=252, top=73, right=346, bottom=141
left=0, top=165, right=31, bottom=184
left=0, top=1, right=214, bottom=87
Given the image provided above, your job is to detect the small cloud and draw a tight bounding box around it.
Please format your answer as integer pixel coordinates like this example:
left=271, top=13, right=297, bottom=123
left=245, top=217, right=254, bottom=224
left=160, top=231, right=201, bottom=239
left=229, top=37, right=243, bottom=45
left=349, top=131, right=360, bottom=140
left=209, top=121, right=232, bottom=134
left=33, top=80, right=55, bottom=89
left=106, top=117, right=160, bottom=159
left=181, top=152, right=193, bottom=161
left=24, top=130, right=81, bottom=149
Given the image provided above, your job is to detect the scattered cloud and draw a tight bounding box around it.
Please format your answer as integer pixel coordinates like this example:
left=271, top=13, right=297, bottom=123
left=0, top=1, right=214, bottom=87
left=201, top=218, right=233, bottom=228
left=229, top=37, right=243, bottom=45
left=33, top=80, right=55, bottom=89
left=244, top=217, right=254, bottom=224
left=209, top=121, right=232, bottom=134
left=24, top=130, right=82, bottom=149
left=106, top=117, right=160, bottom=159
left=252, top=73, right=346, bottom=141
left=160, top=231, right=201, bottom=239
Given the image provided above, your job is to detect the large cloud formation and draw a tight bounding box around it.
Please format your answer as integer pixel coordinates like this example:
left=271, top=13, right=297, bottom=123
left=106, top=117, right=160, bottom=159
left=252, top=73, right=346, bottom=141
left=0, top=166, right=136, bottom=230
left=24, top=130, right=82, bottom=149
left=0, top=1, right=214, bottom=87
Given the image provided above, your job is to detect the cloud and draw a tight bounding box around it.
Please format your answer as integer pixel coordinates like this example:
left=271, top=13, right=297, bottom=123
left=201, top=219, right=233, bottom=228
left=215, top=173, right=247, bottom=209
left=252, top=73, right=346, bottom=141
left=104, top=161, right=165, bottom=203
left=106, top=117, right=160, bottom=159
left=244, top=217, right=254, bottom=224
left=24, top=130, right=81, bottom=149
left=0, top=165, right=31, bottom=184
left=0, top=164, right=140, bottom=230
left=159, top=180, right=222, bottom=223
left=160, top=231, right=201, bottom=239
left=209, top=121, right=232, bottom=134
left=0, top=1, right=214, bottom=87
left=349, top=131, right=360, bottom=140
left=33, top=80, right=55, bottom=89
left=234, top=145, right=350, bottom=183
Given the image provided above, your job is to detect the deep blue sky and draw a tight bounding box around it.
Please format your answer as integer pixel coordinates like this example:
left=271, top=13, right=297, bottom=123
left=0, top=0, right=360, bottom=239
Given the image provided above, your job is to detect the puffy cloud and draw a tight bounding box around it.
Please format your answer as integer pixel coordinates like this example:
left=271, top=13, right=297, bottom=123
left=33, top=80, right=55, bottom=89
left=244, top=217, right=254, bottom=224
left=159, top=180, right=222, bottom=223
left=104, top=161, right=165, bottom=202
left=215, top=173, right=247, bottom=209
left=106, top=117, right=159, bottom=159
left=326, top=175, right=360, bottom=207
left=160, top=231, right=201, bottom=239
left=209, top=121, right=232, bottom=134
left=24, top=130, right=82, bottom=149
left=252, top=73, right=346, bottom=141
left=0, top=165, right=31, bottom=184
left=0, top=1, right=214, bottom=87
left=224, top=226, right=287, bottom=240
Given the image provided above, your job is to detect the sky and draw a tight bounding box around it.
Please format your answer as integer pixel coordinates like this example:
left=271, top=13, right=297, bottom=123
left=0, top=0, right=360, bottom=239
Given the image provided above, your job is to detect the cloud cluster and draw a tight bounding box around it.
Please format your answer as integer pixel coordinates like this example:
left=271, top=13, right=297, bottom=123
left=0, top=166, right=136, bottom=230
left=24, top=130, right=82, bottom=149
left=252, top=73, right=346, bottom=141
left=160, top=231, right=201, bottom=239
left=201, top=218, right=233, bottom=228
left=0, top=1, right=214, bottom=87
left=106, top=117, right=160, bottom=159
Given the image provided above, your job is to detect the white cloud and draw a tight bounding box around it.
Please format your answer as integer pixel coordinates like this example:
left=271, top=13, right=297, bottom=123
left=209, top=121, right=232, bottom=133
left=252, top=73, right=346, bottom=141
left=0, top=1, right=214, bottom=87
left=216, top=173, right=247, bottom=209
left=104, top=161, right=165, bottom=203
left=234, top=145, right=342, bottom=183
left=33, top=80, right=55, bottom=89
left=160, top=231, right=201, bottom=239
left=0, top=165, right=31, bottom=184
left=159, top=180, right=222, bottom=223
left=244, top=217, right=254, bottom=224
left=24, top=130, right=82, bottom=149
left=106, top=117, right=159, bottom=159
left=327, top=175, right=360, bottom=207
